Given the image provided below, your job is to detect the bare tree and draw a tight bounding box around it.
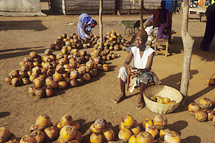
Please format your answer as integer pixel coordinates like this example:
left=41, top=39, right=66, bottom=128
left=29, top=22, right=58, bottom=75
left=99, top=0, right=103, bottom=49
left=180, top=0, right=195, bottom=100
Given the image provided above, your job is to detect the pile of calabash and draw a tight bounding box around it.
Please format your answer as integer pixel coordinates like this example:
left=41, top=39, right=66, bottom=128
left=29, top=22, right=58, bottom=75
left=5, top=47, right=118, bottom=98
left=4, top=52, right=43, bottom=87
left=29, top=114, right=81, bottom=143
left=207, top=73, right=215, bottom=86
left=117, top=114, right=181, bottom=143
left=188, top=97, right=215, bottom=125
left=95, top=30, right=129, bottom=51
left=50, top=31, right=129, bottom=52
left=89, top=118, right=115, bottom=143
left=2, top=114, right=81, bottom=143
left=0, top=127, right=19, bottom=143
left=50, top=33, right=96, bottom=50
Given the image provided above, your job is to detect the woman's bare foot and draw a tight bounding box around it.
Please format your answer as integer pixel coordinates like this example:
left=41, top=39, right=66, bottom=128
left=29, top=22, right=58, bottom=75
left=113, top=93, right=126, bottom=104
left=136, top=102, right=145, bottom=109
left=136, top=96, right=145, bottom=109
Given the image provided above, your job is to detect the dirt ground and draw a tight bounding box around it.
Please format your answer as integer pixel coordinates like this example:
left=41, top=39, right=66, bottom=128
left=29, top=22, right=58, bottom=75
left=0, top=3, right=215, bottom=143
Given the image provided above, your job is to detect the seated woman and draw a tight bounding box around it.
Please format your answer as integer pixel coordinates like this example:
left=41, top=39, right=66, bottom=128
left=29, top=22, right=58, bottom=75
left=153, top=1, right=171, bottom=39
left=113, top=30, right=160, bottom=109
left=77, top=13, right=97, bottom=39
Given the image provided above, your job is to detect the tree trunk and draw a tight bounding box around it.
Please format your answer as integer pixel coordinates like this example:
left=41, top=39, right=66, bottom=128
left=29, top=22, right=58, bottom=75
left=180, top=0, right=195, bottom=97
left=140, top=0, right=143, bottom=30
left=99, top=0, right=103, bottom=49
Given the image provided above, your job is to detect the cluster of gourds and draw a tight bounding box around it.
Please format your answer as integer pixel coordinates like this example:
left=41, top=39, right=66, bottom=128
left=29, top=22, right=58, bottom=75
left=207, top=73, right=215, bottom=86
left=117, top=114, right=181, bottom=143
left=188, top=98, right=215, bottom=125
left=89, top=119, right=115, bottom=142
left=4, top=45, right=119, bottom=98
left=0, top=114, right=82, bottom=143
left=51, top=33, right=95, bottom=50
left=97, top=30, right=129, bottom=51
left=50, top=31, right=129, bottom=52
left=0, top=114, right=183, bottom=143
left=150, top=96, right=176, bottom=104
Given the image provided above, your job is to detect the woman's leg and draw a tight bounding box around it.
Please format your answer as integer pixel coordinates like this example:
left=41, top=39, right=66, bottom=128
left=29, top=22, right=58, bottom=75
left=120, top=78, right=126, bottom=97
left=136, top=82, right=148, bottom=109
left=114, top=79, right=126, bottom=104
left=114, top=67, right=127, bottom=104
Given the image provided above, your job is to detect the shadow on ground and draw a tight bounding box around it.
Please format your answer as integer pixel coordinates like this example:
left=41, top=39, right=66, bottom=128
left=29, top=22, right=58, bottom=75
left=41, top=10, right=63, bottom=16
left=181, top=135, right=201, bottom=143
left=0, top=112, right=11, bottom=118
left=161, top=70, right=198, bottom=91
left=0, top=20, right=47, bottom=31
left=170, top=36, right=215, bottom=61
left=0, top=46, right=46, bottom=60
left=166, top=120, right=188, bottom=136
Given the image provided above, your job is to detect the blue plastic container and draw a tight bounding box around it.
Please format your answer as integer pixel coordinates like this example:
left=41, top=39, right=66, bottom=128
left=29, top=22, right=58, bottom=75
left=163, top=0, right=175, bottom=10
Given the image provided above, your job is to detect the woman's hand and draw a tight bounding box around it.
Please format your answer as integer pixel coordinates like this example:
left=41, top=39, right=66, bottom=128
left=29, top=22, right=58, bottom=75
left=131, top=71, right=141, bottom=77
left=128, top=67, right=141, bottom=77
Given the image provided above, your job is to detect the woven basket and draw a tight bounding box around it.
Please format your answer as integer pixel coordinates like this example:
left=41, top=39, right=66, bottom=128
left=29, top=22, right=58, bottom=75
left=143, top=85, right=183, bottom=114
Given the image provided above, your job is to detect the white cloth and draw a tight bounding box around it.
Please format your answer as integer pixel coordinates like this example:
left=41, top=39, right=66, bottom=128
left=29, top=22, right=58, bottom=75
left=117, top=67, right=150, bottom=84
left=117, top=46, right=154, bottom=83
left=77, top=13, right=92, bottom=39
left=145, top=26, right=158, bottom=42
left=131, top=46, right=154, bottom=69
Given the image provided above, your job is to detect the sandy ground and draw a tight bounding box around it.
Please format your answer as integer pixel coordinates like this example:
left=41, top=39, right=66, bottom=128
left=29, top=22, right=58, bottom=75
left=0, top=2, right=215, bottom=143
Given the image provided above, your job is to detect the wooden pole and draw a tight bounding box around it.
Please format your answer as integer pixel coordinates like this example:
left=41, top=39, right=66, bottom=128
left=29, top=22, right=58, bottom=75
left=99, top=0, right=103, bottom=49
left=180, top=0, right=194, bottom=99
left=168, top=0, right=177, bottom=43
left=140, top=0, right=143, bottom=30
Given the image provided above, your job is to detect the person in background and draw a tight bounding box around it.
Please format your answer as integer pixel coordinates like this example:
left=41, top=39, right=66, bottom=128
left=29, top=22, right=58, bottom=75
left=200, top=3, right=215, bottom=51
left=77, top=13, right=97, bottom=39
left=113, top=30, right=160, bottom=109
left=152, top=1, right=171, bottom=39
left=144, top=1, right=171, bottom=39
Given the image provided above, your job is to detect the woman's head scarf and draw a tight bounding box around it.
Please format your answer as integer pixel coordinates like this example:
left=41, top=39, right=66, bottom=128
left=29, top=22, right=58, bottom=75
left=91, top=19, right=97, bottom=27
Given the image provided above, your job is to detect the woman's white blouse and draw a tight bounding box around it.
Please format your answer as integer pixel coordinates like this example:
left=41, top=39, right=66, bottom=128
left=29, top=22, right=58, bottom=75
left=131, top=46, right=155, bottom=69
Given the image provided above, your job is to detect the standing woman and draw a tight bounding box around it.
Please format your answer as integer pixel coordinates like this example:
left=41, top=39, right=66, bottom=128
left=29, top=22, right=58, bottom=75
left=200, top=3, right=215, bottom=51
left=77, top=13, right=97, bottom=39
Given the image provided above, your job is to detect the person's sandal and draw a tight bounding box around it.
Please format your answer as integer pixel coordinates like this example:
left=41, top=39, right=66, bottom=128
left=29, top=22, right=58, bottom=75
left=113, top=96, right=126, bottom=104
left=136, top=102, right=145, bottom=109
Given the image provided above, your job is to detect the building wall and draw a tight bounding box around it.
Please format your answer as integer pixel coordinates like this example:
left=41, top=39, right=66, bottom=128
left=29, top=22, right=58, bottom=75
left=52, top=0, right=66, bottom=14
left=52, top=0, right=115, bottom=15
left=0, top=0, right=41, bottom=12
left=118, top=0, right=142, bottom=14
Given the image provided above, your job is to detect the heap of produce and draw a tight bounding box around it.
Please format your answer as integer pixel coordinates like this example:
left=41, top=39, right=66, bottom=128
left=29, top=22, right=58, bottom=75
left=90, top=118, right=115, bottom=142
left=207, top=73, right=215, bottom=86
left=0, top=127, right=19, bottom=143
left=31, top=114, right=81, bottom=143
left=0, top=113, right=184, bottom=143
left=4, top=45, right=119, bottom=98
left=0, top=114, right=82, bottom=143
left=149, top=96, right=176, bottom=104
left=50, top=31, right=129, bottom=51
left=188, top=98, right=215, bottom=125
left=118, top=114, right=181, bottom=143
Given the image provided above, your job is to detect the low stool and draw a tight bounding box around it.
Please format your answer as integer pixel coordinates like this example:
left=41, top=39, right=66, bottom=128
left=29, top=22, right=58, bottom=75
left=154, top=38, right=169, bottom=57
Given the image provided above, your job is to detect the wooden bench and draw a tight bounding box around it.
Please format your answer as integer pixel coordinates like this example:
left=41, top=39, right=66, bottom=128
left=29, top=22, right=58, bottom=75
left=152, top=38, right=169, bottom=57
